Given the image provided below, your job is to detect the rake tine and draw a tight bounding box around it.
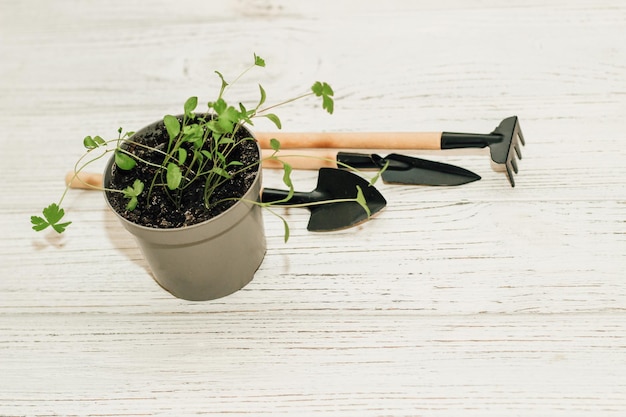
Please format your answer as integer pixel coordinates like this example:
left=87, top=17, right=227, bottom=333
left=514, top=141, right=523, bottom=160
left=505, top=163, right=516, bottom=187
left=506, top=139, right=521, bottom=187
left=518, top=126, right=526, bottom=146
left=509, top=123, right=525, bottom=186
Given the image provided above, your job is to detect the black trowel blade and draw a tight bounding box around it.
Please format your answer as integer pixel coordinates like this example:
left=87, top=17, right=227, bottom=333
left=306, top=168, right=386, bottom=232
left=381, top=153, right=481, bottom=186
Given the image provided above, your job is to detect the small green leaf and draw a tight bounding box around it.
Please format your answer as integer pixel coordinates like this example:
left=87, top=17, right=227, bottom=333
left=122, top=179, right=143, bottom=197
left=43, top=203, right=64, bottom=224
left=238, top=102, right=254, bottom=125
left=264, top=113, right=282, bottom=129
left=258, top=84, right=267, bottom=107
left=115, top=150, right=136, bottom=170
left=354, top=185, right=371, bottom=217
left=211, top=166, right=231, bottom=179
left=211, top=98, right=227, bottom=115
left=178, top=148, right=187, bottom=165
left=83, top=136, right=97, bottom=149
left=322, top=95, right=334, bottom=114
left=218, top=137, right=235, bottom=146
left=51, top=221, right=72, bottom=234
left=223, top=105, right=240, bottom=122
left=311, top=81, right=334, bottom=97
left=121, top=181, right=141, bottom=210
left=126, top=196, right=138, bottom=211
left=132, top=179, right=144, bottom=195
left=215, top=70, right=229, bottom=96
left=311, top=81, right=323, bottom=96
left=83, top=135, right=105, bottom=150
left=270, top=138, right=281, bottom=151
left=30, top=215, right=49, bottom=232
left=122, top=179, right=144, bottom=210
left=31, top=203, right=71, bottom=233
left=184, top=96, right=198, bottom=115
left=254, top=53, right=265, bottom=67
left=205, top=120, right=219, bottom=134
left=322, top=82, right=334, bottom=96
left=166, top=163, right=182, bottom=190
left=163, top=115, right=180, bottom=141
left=216, top=115, right=235, bottom=134
left=182, top=124, right=203, bottom=144
left=312, top=81, right=334, bottom=114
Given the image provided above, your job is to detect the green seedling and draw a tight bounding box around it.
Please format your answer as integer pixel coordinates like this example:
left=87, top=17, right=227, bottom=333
left=32, top=54, right=377, bottom=241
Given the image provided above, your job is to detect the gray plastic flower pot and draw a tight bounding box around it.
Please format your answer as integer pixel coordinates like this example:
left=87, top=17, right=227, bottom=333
left=103, top=129, right=266, bottom=301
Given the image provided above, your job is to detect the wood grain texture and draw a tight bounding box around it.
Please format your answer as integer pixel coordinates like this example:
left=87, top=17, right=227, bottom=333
left=1, top=0, right=625, bottom=416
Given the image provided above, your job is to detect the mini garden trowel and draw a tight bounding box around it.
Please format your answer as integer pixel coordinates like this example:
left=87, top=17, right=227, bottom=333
left=261, top=168, right=387, bottom=232
left=261, top=150, right=480, bottom=186
left=335, top=152, right=480, bottom=186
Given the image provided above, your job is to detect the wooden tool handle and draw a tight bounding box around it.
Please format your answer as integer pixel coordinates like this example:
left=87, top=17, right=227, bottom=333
left=65, top=171, right=104, bottom=189
left=65, top=150, right=341, bottom=189
left=255, top=131, right=443, bottom=150
left=260, top=149, right=338, bottom=170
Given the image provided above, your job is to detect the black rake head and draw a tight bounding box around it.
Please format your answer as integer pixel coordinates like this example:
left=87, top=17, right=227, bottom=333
left=489, top=116, right=526, bottom=187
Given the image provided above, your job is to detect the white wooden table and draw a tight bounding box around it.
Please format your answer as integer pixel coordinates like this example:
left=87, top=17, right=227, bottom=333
left=1, top=1, right=625, bottom=415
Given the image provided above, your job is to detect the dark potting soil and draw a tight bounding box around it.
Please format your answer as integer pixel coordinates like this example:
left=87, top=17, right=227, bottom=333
left=105, top=118, right=260, bottom=229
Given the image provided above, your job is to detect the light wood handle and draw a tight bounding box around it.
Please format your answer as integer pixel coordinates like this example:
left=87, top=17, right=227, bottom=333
left=65, top=171, right=104, bottom=189
left=65, top=150, right=343, bottom=190
left=261, top=149, right=338, bottom=169
left=255, top=131, right=443, bottom=150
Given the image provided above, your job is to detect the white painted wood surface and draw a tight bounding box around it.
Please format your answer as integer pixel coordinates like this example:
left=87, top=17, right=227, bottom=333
left=1, top=0, right=625, bottom=415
